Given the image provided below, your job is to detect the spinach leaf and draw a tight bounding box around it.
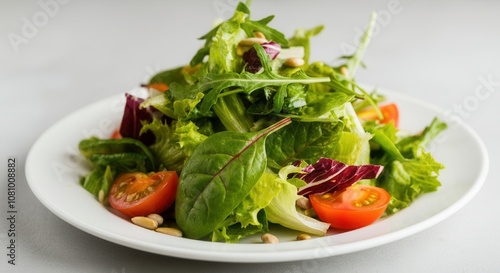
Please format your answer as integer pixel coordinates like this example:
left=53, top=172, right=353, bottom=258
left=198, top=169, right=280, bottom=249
left=265, top=120, right=344, bottom=169
left=88, top=153, right=149, bottom=173
left=300, top=89, right=354, bottom=118
left=149, top=66, right=185, bottom=86
left=78, top=137, right=157, bottom=201
left=79, top=137, right=156, bottom=170
left=211, top=209, right=268, bottom=243
left=175, top=118, right=291, bottom=239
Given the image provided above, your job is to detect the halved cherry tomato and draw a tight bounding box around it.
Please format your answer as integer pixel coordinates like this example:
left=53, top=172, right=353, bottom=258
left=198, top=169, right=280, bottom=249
left=357, top=103, right=399, bottom=127
left=110, top=129, right=122, bottom=139
left=309, top=185, right=390, bottom=230
left=109, top=171, right=178, bottom=217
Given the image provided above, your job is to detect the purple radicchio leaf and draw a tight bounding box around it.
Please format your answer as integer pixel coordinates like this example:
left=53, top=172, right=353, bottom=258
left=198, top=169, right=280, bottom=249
left=119, top=93, right=163, bottom=146
left=242, top=41, right=281, bottom=73
left=296, top=158, right=384, bottom=196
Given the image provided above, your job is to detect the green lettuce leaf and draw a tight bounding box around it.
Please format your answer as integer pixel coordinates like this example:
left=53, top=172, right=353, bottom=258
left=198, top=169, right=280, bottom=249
left=211, top=210, right=268, bottom=243
left=331, top=131, right=372, bottom=165
left=366, top=118, right=447, bottom=214
left=78, top=137, right=156, bottom=201
left=80, top=165, right=115, bottom=203
left=208, top=10, right=246, bottom=73
left=149, top=66, right=185, bottom=87
left=300, top=88, right=354, bottom=118
left=141, top=119, right=207, bottom=172
left=211, top=171, right=282, bottom=242
left=265, top=168, right=330, bottom=236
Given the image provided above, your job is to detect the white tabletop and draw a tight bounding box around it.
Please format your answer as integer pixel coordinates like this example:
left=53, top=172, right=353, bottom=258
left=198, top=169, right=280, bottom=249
left=1, top=0, right=499, bottom=272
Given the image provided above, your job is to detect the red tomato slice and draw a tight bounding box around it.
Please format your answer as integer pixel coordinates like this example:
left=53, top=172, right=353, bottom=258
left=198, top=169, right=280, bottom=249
left=109, top=171, right=178, bottom=217
left=309, top=185, right=390, bottom=230
left=357, top=103, right=399, bottom=127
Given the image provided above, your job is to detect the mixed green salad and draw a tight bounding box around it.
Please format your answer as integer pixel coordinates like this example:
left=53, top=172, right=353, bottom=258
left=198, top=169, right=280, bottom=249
left=78, top=2, right=446, bottom=243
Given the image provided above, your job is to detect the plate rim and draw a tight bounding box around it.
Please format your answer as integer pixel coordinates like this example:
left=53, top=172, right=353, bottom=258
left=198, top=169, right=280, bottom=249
left=25, top=87, right=490, bottom=263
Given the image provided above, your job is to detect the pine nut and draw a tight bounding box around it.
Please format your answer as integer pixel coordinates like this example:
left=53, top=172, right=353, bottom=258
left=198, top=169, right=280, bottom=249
left=155, top=227, right=183, bottom=237
left=236, top=45, right=249, bottom=56
left=340, top=66, right=350, bottom=78
left=98, top=189, right=105, bottom=204
left=296, top=197, right=312, bottom=210
left=238, top=37, right=267, bottom=47
left=147, top=213, right=164, bottom=226
left=131, top=216, right=158, bottom=230
left=261, top=233, right=279, bottom=244
left=253, top=31, right=266, bottom=39
left=296, top=233, right=312, bottom=241
left=284, top=57, right=305, bottom=67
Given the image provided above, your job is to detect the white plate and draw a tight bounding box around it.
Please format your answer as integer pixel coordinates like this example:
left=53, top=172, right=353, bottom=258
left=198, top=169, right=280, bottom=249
left=25, top=88, right=489, bottom=263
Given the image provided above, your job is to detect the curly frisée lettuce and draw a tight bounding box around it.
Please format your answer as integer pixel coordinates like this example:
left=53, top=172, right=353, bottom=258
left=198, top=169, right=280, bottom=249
left=365, top=118, right=447, bottom=214
left=77, top=1, right=447, bottom=243
left=140, top=119, right=208, bottom=172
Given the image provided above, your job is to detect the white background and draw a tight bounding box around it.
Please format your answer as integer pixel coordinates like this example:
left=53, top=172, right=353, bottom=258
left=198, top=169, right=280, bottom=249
left=1, top=0, right=499, bottom=272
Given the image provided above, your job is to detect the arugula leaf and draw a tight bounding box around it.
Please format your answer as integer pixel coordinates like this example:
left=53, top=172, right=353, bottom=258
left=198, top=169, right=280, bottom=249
left=289, top=25, right=324, bottom=65
left=190, top=1, right=288, bottom=67
left=236, top=2, right=288, bottom=46
left=198, top=44, right=330, bottom=114
left=240, top=17, right=288, bottom=46
left=300, top=88, right=354, bottom=118
left=306, top=62, right=359, bottom=97
left=149, top=66, right=185, bottom=86
left=338, top=12, right=377, bottom=78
